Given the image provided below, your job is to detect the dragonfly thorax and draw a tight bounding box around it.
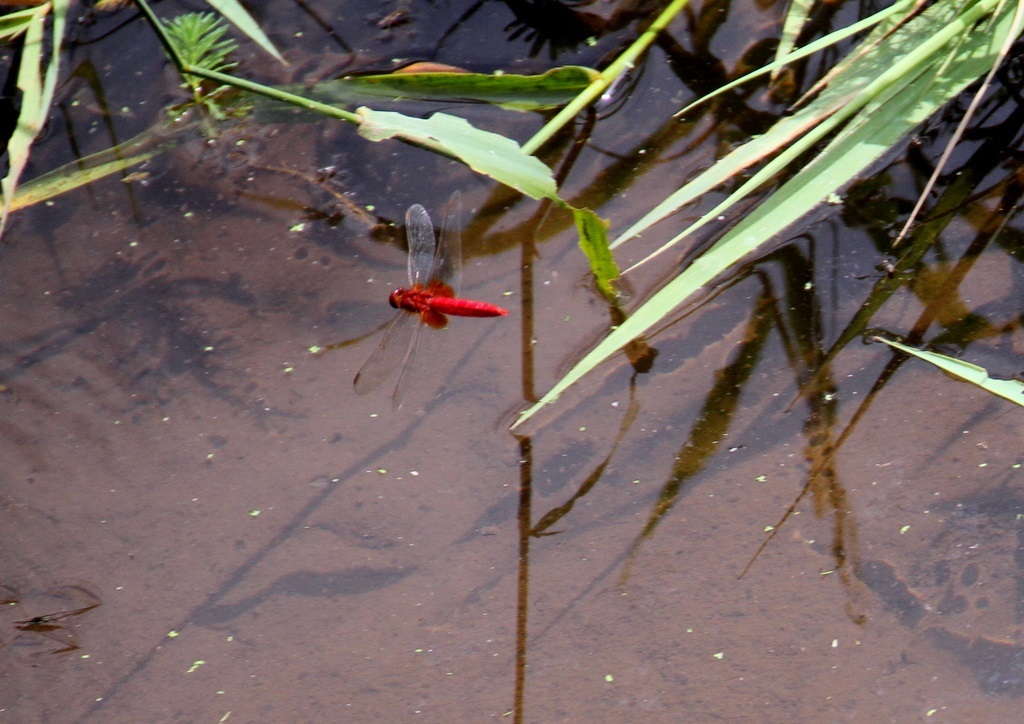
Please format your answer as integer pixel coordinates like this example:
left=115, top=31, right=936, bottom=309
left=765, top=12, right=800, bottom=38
left=389, top=283, right=456, bottom=314
left=390, top=286, right=430, bottom=312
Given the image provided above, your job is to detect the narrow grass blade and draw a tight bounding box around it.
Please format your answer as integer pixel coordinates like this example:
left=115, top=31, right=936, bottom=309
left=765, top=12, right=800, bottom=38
left=6, top=120, right=196, bottom=212
left=674, top=0, right=918, bottom=120
left=0, top=0, right=66, bottom=240
left=615, top=0, right=999, bottom=255
left=513, top=0, right=1015, bottom=428
left=522, top=0, right=691, bottom=155
left=0, top=5, right=42, bottom=39
left=774, top=0, right=815, bottom=78
left=204, top=0, right=284, bottom=63
left=873, top=337, right=1024, bottom=408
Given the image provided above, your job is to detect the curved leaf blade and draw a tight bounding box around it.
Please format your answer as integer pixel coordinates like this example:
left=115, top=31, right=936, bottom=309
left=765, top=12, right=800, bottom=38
left=1, top=0, right=66, bottom=240
left=873, top=337, right=1024, bottom=408
left=356, top=107, right=558, bottom=200
left=204, top=0, right=284, bottom=63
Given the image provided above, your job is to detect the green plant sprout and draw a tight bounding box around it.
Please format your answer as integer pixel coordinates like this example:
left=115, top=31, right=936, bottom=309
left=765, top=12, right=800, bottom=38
left=163, top=12, right=244, bottom=120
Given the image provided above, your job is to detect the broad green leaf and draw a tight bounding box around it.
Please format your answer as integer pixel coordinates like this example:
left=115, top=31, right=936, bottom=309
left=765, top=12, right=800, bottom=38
left=135, top=0, right=617, bottom=294
left=356, top=107, right=558, bottom=200
left=204, top=0, right=284, bottom=63
left=873, top=337, right=1024, bottom=408
left=355, top=108, right=619, bottom=289
left=273, top=67, right=598, bottom=112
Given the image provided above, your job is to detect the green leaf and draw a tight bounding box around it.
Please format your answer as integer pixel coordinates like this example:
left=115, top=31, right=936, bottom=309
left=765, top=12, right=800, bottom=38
left=873, top=337, right=1024, bottom=408
left=511, top=230, right=712, bottom=429
left=1, top=0, right=66, bottom=240
left=356, top=107, right=559, bottom=200
left=0, top=5, right=42, bottom=40
left=165, top=13, right=238, bottom=74
left=354, top=108, right=620, bottom=292
left=673, top=0, right=918, bottom=121
left=135, top=0, right=616, bottom=296
left=278, top=66, right=598, bottom=112
left=204, top=0, right=284, bottom=64
left=573, top=208, right=618, bottom=300
left=774, top=0, right=814, bottom=75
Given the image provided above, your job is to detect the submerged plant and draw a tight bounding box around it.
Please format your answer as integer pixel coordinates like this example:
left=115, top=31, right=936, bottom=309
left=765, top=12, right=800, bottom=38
left=163, top=12, right=246, bottom=120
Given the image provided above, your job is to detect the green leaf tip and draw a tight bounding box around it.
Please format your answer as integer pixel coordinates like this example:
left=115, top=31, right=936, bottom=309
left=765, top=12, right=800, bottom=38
left=873, top=335, right=1024, bottom=408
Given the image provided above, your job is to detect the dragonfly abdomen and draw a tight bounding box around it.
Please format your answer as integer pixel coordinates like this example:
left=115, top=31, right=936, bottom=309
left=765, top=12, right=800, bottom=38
left=429, top=296, right=508, bottom=318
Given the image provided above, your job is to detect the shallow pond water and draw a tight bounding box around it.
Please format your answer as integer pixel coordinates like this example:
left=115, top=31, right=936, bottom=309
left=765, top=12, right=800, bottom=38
left=1, top=1, right=1023, bottom=721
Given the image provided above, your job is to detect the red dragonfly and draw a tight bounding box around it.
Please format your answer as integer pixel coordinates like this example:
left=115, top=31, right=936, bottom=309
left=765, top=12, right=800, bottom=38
left=354, top=192, right=507, bottom=407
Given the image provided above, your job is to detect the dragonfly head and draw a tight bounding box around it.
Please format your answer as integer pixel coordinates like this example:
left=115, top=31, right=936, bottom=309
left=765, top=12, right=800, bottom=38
left=388, top=289, right=403, bottom=309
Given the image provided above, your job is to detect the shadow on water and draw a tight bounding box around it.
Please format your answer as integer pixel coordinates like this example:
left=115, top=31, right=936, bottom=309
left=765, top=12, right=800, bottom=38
left=0, top=253, right=254, bottom=402
left=0, top=585, right=101, bottom=658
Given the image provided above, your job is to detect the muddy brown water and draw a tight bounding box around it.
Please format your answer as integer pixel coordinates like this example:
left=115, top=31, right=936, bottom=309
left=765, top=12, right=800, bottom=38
left=2, top=1, right=1024, bottom=721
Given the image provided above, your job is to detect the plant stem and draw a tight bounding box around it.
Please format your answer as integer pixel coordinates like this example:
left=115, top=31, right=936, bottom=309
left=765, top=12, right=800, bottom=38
left=521, top=0, right=691, bottom=156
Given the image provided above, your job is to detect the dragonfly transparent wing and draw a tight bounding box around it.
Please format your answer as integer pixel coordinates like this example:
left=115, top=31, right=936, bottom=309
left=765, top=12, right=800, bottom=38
left=389, top=317, right=434, bottom=409
left=432, top=191, right=462, bottom=294
left=405, top=203, right=436, bottom=288
left=353, top=311, right=418, bottom=397
left=355, top=195, right=465, bottom=407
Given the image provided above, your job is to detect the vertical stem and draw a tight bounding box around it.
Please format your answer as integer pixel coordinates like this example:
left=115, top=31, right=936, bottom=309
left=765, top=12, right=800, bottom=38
left=519, top=210, right=536, bottom=404
left=512, top=434, right=533, bottom=722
